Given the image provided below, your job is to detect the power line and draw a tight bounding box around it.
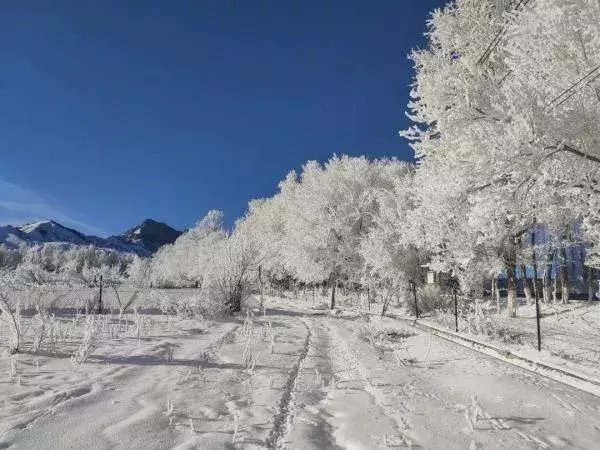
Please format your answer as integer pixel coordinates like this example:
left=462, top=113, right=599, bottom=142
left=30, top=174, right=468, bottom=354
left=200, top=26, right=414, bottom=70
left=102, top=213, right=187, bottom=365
left=477, top=0, right=532, bottom=66
left=544, top=64, right=600, bottom=112
left=477, top=0, right=600, bottom=114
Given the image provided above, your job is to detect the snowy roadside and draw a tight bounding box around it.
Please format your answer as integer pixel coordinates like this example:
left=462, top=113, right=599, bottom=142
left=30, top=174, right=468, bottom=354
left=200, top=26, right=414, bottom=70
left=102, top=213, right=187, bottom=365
left=387, top=300, right=600, bottom=397
left=429, top=301, right=600, bottom=371
left=309, top=291, right=600, bottom=397
left=384, top=312, right=600, bottom=398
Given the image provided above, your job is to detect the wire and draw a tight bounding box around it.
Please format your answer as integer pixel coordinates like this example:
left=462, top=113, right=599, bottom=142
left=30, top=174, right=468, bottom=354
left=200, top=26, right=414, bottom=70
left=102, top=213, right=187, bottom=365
left=544, top=64, right=600, bottom=111
left=477, top=0, right=532, bottom=65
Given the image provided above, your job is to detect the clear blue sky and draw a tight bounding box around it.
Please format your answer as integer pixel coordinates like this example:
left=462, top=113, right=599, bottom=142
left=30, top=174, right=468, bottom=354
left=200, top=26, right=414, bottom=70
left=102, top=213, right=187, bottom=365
left=0, top=0, right=445, bottom=236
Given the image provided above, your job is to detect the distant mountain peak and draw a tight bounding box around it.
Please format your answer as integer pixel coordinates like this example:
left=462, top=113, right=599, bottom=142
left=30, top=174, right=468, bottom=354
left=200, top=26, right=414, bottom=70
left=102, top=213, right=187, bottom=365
left=0, top=218, right=181, bottom=256
left=122, top=219, right=181, bottom=253
left=18, top=220, right=88, bottom=244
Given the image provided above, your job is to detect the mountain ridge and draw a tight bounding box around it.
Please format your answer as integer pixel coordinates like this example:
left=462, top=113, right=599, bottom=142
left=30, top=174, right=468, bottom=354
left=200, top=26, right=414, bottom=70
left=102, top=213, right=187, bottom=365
left=0, top=219, right=181, bottom=256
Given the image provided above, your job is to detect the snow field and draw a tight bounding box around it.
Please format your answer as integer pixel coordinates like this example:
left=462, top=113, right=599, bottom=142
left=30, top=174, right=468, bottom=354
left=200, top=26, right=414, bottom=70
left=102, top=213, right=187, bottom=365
left=2, top=295, right=600, bottom=449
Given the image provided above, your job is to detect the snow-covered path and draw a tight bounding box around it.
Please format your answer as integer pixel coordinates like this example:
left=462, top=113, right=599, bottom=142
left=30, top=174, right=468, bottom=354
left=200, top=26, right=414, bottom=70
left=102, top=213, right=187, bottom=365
left=276, top=302, right=600, bottom=449
left=2, top=300, right=600, bottom=449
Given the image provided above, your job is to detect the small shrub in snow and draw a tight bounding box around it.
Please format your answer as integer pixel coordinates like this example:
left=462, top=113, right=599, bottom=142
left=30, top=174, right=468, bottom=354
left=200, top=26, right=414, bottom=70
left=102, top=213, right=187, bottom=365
left=465, top=395, right=484, bottom=433
left=8, top=355, right=18, bottom=381
left=71, top=315, right=100, bottom=366
left=457, top=300, right=522, bottom=344
left=31, top=312, right=47, bottom=353
left=0, top=294, right=21, bottom=355
left=166, top=343, right=174, bottom=362
left=45, top=314, right=60, bottom=353
left=406, top=284, right=446, bottom=316
left=239, top=312, right=261, bottom=372
left=114, top=287, right=137, bottom=323
left=160, top=292, right=227, bottom=321
left=165, top=398, right=175, bottom=425
left=232, top=411, right=240, bottom=444
left=131, top=307, right=154, bottom=338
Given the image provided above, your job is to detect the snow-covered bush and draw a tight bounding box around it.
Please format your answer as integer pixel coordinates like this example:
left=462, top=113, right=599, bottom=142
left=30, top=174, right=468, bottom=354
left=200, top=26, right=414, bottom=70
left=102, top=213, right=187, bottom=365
left=202, top=232, right=260, bottom=313
left=411, top=284, right=446, bottom=315
left=127, top=256, right=151, bottom=287
left=31, top=309, right=49, bottom=353
left=239, top=312, right=261, bottom=372
left=71, top=315, right=100, bottom=365
left=0, top=272, right=22, bottom=354
left=148, top=210, right=226, bottom=288
left=0, top=294, right=21, bottom=355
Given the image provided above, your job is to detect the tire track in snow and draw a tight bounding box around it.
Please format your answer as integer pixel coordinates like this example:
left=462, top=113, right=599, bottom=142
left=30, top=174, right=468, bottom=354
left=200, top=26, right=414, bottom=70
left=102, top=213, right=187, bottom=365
left=265, top=317, right=311, bottom=449
left=323, top=318, right=413, bottom=448
left=283, top=319, right=341, bottom=449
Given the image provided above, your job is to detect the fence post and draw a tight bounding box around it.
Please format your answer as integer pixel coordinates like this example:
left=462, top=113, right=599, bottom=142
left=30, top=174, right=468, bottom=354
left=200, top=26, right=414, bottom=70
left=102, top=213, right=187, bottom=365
left=454, top=288, right=458, bottom=332
left=533, top=260, right=541, bottom=352
left=410, top=280, right=419, bottom=319
left=98, top=275, right=103, bottom=314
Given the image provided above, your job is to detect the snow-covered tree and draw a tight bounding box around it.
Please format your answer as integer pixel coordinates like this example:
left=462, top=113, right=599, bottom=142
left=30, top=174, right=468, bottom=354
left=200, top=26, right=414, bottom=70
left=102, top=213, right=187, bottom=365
left=402, top=0, right=600, bottom=315
left=279, top=156, right=404, bottom=308
left=149, top=210, right=227, bottom=287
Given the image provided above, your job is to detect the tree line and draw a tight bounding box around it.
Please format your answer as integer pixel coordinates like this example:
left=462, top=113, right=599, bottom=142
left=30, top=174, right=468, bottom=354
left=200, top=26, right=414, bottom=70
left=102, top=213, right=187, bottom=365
left=136, top=0, right=600, bottom=316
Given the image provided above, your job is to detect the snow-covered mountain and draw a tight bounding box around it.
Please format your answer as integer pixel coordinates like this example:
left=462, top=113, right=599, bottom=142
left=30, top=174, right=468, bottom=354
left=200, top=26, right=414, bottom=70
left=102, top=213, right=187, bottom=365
left=0, top=219, right=181, bottom=256
left=19, top=220, right=89, bottom=245
left=121, top=219, right=182, bottom=253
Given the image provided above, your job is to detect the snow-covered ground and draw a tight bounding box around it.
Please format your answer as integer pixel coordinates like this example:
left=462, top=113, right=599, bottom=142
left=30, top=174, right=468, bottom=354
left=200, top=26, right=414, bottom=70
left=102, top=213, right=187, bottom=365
left=1, top=295, right=600, bottom=449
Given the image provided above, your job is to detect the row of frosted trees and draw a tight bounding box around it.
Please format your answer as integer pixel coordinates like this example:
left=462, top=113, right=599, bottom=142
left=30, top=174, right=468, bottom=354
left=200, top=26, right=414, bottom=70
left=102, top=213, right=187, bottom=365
left=138, top=0, right=600, bottom=317
left=0, top=243, right=131, bottom=285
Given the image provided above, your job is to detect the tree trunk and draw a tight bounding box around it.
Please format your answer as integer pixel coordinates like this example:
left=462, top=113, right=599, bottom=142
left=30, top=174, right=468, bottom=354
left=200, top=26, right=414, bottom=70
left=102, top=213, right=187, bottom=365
left=542, top=274, right=551, bottom=304
left=258, top=266, right=264, bottom=309
left=552, top=258, right=559, bottom=303
left=581, top=247, right=593, bottom=302
left=494, top=277, right=501, bottom=315
left=542, top=248, right=553, bottom=303
left=506, top=265, right=518, bottom=318
left=381, top=289, right=392, bottom=317
left=530, top=230, right=539, bottom=302
left=229, top=282, right=243, bottom=313
left=520, top=264, right=532, bottom=305
left=559, top=247, right=569, bottom=304
left=330, top=281, right=336, bottom=310
left=504, top=237, right=518, bottom=318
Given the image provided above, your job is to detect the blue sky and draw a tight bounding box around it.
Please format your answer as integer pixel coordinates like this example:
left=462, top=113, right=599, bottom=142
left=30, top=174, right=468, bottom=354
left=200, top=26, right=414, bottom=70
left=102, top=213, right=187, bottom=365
left=0, top=0, right=445, bottom=235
